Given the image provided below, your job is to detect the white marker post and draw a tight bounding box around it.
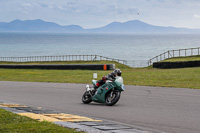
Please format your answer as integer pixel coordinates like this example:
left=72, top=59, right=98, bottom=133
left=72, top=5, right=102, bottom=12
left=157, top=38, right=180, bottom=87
left=93, top=73, right=97, bottom=79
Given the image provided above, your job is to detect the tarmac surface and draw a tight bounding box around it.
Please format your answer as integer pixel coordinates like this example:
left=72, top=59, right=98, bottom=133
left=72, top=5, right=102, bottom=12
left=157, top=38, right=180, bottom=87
left=1, top=81, right=200, bottom=133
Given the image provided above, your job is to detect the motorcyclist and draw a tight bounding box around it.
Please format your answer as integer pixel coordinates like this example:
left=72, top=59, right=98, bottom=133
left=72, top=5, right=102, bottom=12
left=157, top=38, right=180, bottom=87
left=95, top=69, right=122, bottom=88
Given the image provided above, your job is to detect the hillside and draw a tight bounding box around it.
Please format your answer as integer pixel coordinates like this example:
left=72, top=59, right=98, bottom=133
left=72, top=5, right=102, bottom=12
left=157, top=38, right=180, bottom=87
left=0, top=19, right=83, bottom=32
left=0, top=19, right=200, bottom=33
left=88, top=20, right=199, bottom=33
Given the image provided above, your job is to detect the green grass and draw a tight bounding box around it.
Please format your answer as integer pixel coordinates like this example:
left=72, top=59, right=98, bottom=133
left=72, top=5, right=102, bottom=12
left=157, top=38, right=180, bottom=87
left=123, top=67, right=200, bottom=89
left=0, top=60, right=200, bottom=89
left=161, top=55, right=200, bottom=62
left=0, top=61, right=123, bottom=65
left=1, top=59, right=199, bottom=132
left=0, top=108, right=81, bottom=133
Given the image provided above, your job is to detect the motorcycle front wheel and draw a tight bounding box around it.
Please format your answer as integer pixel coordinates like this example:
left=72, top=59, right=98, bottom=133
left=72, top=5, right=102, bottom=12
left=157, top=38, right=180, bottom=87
left=82, top=91, right=92, bottom=104
left=105, top=91, right=121, bottom=106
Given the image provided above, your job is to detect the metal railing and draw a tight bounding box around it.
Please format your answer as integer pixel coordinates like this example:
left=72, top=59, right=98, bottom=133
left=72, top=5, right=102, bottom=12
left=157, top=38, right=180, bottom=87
left=148, top=47, right=200, bottom=66
left=125, top=60, right=149, bottom=68
left=0, top=55, right=127, bottom=65
left=5, top=48, right=198, bottom=68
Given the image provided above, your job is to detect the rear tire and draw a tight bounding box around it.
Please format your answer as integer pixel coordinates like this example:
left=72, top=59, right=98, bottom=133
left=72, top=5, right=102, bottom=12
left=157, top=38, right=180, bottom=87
left=105, top=91, right=121, bottom=106
left=82, top=91, right=92, bottom=104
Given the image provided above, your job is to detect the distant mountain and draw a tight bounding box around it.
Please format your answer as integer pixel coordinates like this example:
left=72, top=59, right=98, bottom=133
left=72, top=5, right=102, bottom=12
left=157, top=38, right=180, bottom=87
left=0, top=19, right=83, bottom=32
left=88, top=20, right=200, bottom=33
left=0, top=19, right=200, bottom=33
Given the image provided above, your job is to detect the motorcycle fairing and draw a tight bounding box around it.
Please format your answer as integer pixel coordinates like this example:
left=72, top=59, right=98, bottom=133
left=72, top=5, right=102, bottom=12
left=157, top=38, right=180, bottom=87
left=92, top=82, right=116, bottom=103
left=92, top=80, right=98, bottom=86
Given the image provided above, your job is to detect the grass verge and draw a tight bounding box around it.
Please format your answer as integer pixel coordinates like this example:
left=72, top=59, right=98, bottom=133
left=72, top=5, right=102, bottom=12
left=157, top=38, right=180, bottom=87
left=0, top=60, right=200, bottom=89
left=161, top=55, right=200, bottom=62
left=0, top=108, right=81, bottom=133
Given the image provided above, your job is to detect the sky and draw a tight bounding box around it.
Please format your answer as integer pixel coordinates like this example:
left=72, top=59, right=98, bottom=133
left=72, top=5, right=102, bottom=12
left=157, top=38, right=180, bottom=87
left=1, top=0, right=200, bottom=29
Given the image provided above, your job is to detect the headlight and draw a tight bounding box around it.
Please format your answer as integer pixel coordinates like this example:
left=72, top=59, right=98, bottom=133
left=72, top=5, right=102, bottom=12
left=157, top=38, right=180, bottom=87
left=121, top=84, right=125, bottom=90
left=86, top=85, right=91, bottom=91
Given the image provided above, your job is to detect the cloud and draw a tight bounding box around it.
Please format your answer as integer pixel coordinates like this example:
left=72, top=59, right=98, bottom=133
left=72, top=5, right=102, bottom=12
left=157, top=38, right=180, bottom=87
left=20, top=2, right=31, bottom=7
left=1, top=0, right=200, bottom=28
left=193, top=14, right=200, bottom=19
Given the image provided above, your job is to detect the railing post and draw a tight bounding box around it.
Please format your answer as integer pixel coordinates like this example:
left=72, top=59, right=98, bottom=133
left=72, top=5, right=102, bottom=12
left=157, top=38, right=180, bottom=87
left=191, top=48, right=193, bottom=56
left=160, top=54, right=162, bottom=61
left=168, top=51, right=169, bottom=58
left=185, top=49, right=187, bottom=56
left=94, top=55, right=96, bottom=61
left=164, top=52, right=166, bottom=60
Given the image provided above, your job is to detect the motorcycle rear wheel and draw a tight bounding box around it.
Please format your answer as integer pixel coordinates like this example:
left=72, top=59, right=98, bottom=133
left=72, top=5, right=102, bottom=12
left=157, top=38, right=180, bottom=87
left=82, top=91, right=92, bottom=104
left=105, top=91, right=121, bottom=106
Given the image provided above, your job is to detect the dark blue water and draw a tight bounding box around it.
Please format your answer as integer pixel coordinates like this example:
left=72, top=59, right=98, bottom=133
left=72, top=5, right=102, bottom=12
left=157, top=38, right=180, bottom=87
left=0, top=33, right=200, bottom=66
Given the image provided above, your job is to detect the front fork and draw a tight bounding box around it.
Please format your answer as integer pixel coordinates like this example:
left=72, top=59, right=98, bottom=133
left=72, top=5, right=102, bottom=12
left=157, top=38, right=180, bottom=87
left=86, top=85, right=96, bottom=96
left=109, top=88, right=115, bottom=99
left=110, top=89, right=114, bottom=98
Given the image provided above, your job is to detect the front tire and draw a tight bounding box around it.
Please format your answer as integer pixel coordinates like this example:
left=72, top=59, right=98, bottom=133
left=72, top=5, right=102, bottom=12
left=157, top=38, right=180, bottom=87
left=82, top=91, right=92, bottom=104
left=105, top=91, right=121, bottom=106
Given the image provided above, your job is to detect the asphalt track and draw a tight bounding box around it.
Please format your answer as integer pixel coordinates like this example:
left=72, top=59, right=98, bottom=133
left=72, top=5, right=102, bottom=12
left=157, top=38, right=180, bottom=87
left=1, top=81, right=200, bottom=133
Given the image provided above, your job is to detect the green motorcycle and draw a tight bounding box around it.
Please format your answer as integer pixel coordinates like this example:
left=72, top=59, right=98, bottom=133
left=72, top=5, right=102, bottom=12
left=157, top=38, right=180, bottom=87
left=82, top=77, right=125, bottom=106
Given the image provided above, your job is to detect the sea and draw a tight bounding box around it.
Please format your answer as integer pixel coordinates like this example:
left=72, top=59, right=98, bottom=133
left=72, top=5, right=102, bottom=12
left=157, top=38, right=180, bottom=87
left=0, top=32, right=200, bottom=67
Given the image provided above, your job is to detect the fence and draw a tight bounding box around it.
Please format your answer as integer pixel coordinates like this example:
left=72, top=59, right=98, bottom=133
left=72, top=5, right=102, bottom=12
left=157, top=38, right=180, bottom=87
left=0, top=55, right=127, bottom=65
left=125, top=60, right=149, bottom=68
left=6, top=48, right=198, bottom=68
left=148, top=47, right=200, bottom=66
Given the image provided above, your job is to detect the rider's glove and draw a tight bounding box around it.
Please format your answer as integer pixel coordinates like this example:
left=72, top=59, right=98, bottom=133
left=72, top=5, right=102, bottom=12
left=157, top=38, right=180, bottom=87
left=102, top=76, right=106, bottom=81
